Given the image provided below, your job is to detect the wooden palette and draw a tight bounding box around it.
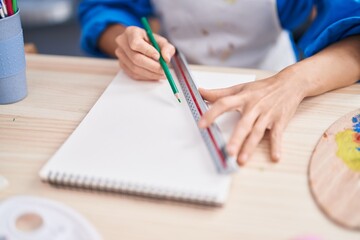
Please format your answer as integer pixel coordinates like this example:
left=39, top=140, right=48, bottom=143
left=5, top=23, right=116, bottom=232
left=309, top=109, right=360, bottom=230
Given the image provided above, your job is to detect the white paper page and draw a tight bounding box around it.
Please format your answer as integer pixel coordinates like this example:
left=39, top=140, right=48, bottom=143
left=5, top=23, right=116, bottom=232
left=192, top=71, right=255, bottom=90
left=40, top=70, right=255, bottom=204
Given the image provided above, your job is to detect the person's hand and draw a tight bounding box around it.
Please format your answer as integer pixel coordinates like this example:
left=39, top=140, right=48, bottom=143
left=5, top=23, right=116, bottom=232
left=115, top=26, right=176, bottom=81
left=198, top=68, right=307, bottom=165
left=197, top=35, right=360, bottom=165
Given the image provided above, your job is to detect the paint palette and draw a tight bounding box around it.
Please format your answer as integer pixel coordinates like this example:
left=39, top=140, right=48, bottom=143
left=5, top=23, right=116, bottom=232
left=309, top=109, right=360, bottom=230
left=0, top=196, right=101, bottom=240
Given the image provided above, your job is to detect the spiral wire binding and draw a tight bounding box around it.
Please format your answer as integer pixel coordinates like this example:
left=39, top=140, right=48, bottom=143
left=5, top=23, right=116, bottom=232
left=46, top=171, right=218, bottom=205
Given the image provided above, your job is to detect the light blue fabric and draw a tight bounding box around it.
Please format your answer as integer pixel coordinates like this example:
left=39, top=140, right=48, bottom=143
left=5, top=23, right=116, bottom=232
left=0, top=11, right=27, bottom=104
left=78, top=0, right=360, bottom=60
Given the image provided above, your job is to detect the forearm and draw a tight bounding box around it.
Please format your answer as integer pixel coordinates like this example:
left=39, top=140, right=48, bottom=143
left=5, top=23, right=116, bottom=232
left=98, top=24, right=126, bottom=57
left=290, top=35, right=360, bottom=98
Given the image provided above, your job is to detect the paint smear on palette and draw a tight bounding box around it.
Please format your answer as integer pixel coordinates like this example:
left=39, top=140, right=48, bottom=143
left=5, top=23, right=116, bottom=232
left=335, top=114, right=360, bottom=171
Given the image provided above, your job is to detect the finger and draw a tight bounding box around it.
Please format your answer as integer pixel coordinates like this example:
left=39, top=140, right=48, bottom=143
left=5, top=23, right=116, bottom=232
left=226, top=110, right=259, bottom=158
left=125, top=50, right=165, bottom=76
left=116, top=48, right=164, bottom=81
left=126, top=27, right=160, bottom=60
left=199, top=85, right=244, bottom=103
left=117, top=54, right=143, bottom=80
left=198, top=95, right=243, bottom=128
left=115, top=47, right=131, bottom=70
left=237, top=116, right=269, bottom=165
left=118, top=58, right=141, bottom=80
left=121, top=63, right=141, bottom=80
left=122, top=62, right=162, bottom=81
left=122, top=29, right=167, bottom=75
left=155, top=34, right=176, bottom=62
left=269, top=122, right=283, bottom=162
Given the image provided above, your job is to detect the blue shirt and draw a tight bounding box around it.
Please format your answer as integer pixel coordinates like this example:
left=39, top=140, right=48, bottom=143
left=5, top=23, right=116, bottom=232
left=78, top=0, right=360, bottom=60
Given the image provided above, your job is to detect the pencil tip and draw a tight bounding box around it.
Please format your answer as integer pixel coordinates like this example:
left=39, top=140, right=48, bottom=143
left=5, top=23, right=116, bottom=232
left=175, top=93, right=181, bottom=103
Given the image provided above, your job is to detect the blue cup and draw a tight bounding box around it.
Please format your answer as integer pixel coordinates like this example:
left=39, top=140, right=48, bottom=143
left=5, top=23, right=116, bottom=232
left=0, top=10, right=27, bottom=104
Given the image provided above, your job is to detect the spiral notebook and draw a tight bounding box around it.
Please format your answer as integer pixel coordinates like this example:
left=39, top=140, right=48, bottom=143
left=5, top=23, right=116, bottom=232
left=39, top=70, right=255, bottom=205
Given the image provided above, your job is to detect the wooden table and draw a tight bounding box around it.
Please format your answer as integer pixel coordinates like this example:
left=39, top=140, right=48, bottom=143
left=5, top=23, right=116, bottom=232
left=1, top=55, right=359, bottom=240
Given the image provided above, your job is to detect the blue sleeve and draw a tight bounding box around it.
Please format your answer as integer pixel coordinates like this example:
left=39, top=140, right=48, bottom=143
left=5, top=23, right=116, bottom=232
left=78, top=0, right=154, bottom=57
left=276, top=0, right=314, bottom=31
left=298, top=0, right=360, bottom=57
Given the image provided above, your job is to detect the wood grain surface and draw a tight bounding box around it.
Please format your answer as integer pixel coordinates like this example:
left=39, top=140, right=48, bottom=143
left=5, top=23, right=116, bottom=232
left=1, top=54, right=360, bottom=240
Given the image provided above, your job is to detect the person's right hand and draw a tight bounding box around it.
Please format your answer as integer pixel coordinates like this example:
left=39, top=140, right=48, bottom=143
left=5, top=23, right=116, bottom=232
left=115, top=26, right=176, bottom=81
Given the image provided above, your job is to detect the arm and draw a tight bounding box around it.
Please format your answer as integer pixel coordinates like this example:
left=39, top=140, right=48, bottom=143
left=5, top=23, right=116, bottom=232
left=98, top=24, right=126, bottom=57
left=198, top=35, right=360, bottom=165
left=295, top=35, right=360, bottom=97
left=199, top=0, right=360, bottom=165
left=78, top=0, right=154, bottom=57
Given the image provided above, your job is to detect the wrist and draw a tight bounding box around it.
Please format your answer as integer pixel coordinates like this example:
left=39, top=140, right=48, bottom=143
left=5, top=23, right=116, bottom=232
left=98, top=24, right=126, bottom=57
left=282, top=35, right=360, bottom=98
left=277, top=62, right=313, bottom=100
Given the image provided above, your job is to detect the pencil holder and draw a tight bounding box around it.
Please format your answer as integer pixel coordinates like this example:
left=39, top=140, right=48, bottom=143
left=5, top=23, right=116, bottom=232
left=0, top=10, right=27, bottom=104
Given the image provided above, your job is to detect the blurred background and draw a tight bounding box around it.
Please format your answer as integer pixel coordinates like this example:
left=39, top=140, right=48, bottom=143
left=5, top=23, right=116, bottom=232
left=19, top=0, right=313, bottom=57
left=20, top=0, right=85, bottom=56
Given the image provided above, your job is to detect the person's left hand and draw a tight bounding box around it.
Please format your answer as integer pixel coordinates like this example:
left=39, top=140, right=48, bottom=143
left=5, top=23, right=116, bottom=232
left=198, top=69, right=307, bottom=165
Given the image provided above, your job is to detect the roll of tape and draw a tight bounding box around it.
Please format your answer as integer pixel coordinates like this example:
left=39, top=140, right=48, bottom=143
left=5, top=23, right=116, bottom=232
left=0, top=196, right=101, bottom=240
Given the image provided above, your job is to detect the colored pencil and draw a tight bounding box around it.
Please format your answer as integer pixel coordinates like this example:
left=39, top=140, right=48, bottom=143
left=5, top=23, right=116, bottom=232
left=0, top=3, right=5, bottom=19
left=4, top=0, right=13, bottom=16
left=0, top=0, right=7, bottom=16
left=141, top=17, right=181, bottom=103
left=12, top=0, right=17, bottom=13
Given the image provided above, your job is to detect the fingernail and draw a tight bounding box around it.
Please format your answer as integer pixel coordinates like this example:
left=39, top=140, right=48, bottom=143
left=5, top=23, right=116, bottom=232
left=198, top=119, right=207, bottom=128
left=273, top=153, right=280, bottom=162
left=239, top=153, right=248, bottom=163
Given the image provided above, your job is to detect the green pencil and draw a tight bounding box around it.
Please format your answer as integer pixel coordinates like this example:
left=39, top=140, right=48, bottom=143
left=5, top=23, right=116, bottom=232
left=141, top=17, right=181, bottom=103
left=12, top=0, right=17, bottom=13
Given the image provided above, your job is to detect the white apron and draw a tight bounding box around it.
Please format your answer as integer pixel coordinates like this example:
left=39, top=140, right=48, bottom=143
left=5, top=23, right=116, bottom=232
left=150, top=0, right=296, bottom=71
